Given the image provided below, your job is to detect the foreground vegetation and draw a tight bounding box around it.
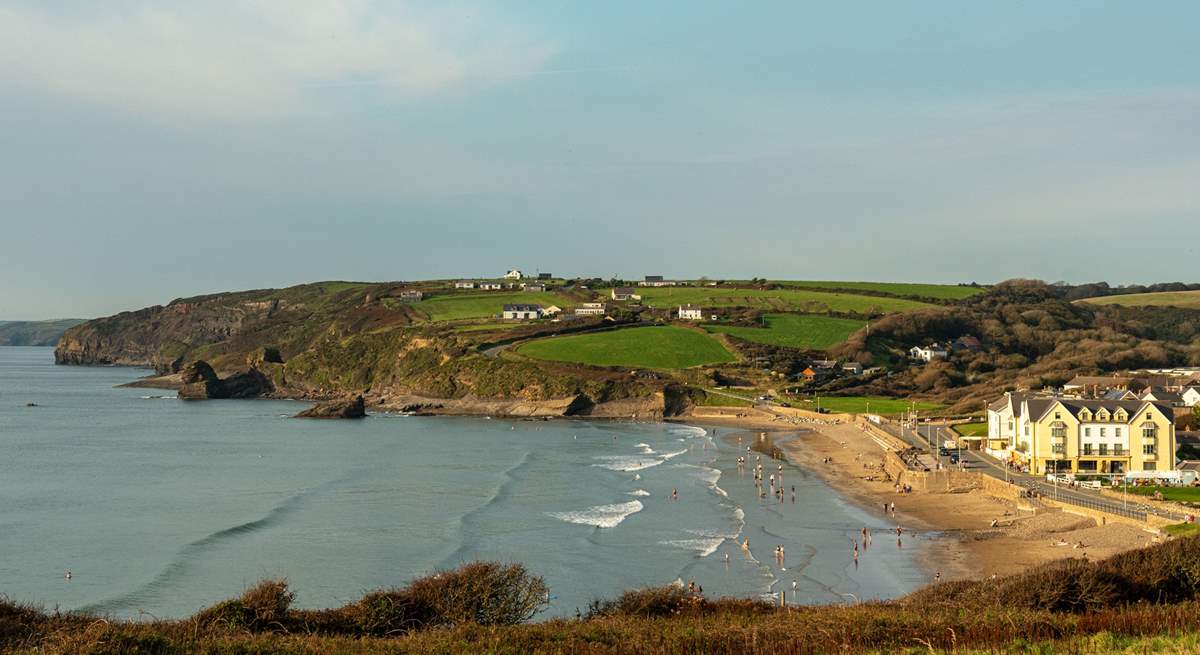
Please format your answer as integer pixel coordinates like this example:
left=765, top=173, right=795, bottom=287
left=5, top=537, right=1200, bottom=654
left=1127, top=486, right=1200, bottom=503
left=517, top=326, right=736, bottom=368
left=705, top=313, right=865, bottom=350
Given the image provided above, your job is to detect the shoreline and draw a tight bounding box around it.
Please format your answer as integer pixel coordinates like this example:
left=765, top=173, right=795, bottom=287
left=767, top=421, right=1162, bottom=581
left=97, top=361, right=1165, bottom=581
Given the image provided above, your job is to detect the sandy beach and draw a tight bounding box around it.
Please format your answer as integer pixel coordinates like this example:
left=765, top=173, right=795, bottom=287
left=683, top=413, right=1161, bottom=582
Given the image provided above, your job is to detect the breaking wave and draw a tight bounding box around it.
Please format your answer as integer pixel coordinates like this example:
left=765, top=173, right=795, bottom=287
left=661, top=537, right=724, bottom=557
left=548, top=500, right=644, bottom=529
left=593, top=456, right=663, bottom=472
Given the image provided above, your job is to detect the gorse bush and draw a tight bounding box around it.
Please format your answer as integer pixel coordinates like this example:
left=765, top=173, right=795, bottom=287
left=194, top=578, right=295, bottom=631
left=588, top=585, right=702, bottom=618
left=404, top=561, right=549, bottom=627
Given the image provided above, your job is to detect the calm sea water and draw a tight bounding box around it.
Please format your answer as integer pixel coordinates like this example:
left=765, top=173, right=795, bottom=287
left=0, top=347, right=931, bottom=618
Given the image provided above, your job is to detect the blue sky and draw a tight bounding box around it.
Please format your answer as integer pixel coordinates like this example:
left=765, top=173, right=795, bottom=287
left=2, top=1, right=1198, bottom=318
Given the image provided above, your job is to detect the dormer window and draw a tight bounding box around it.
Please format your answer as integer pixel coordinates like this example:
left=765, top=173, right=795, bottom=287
left=1114, top=409, right=1127, bottom=421
left=1079, top=409, right=1091, bottom=421
left=1096, top=409, right=1109, bottom=421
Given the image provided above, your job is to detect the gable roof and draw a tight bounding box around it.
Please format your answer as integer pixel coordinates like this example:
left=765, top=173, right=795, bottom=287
left=1025, top=397, right=1173, bottom=423
left=502, top=304, right=543, bottom=312
left=1064, top=375, right=1132, bottom=388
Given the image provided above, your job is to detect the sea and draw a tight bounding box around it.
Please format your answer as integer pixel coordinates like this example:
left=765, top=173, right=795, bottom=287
left=0, top=346, right=932, bottom=618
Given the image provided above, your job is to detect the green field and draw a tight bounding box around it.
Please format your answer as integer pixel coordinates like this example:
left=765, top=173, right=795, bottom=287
left=635, top=287, right=931, bottom=314
left=1081, top=290, right=1200, bottom=309
left=954, top=421, right=988, bottom=437
left=772, top=280, right=985, bottom=300
left=704, top=313, right=865, bottom=350
left=699, top=391, right=755, bottom=407
left=517, top=326, right=735, bottom=368
left=1127, top=485, right=1200, bottom=503
left=792, top=396, right=943, bottom=416
left=414, top=292, right=575, bottom=322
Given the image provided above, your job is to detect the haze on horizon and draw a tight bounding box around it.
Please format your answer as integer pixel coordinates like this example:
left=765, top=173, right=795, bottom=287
left=2, top=1, right=1198, bottom=319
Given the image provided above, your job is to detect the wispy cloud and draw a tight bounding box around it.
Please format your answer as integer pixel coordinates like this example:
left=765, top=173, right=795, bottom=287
left=0, top=1, right=556, bottom=123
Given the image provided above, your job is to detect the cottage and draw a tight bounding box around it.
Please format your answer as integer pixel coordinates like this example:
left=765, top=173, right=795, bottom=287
left=454, top=281, right=476, bottom=289
left=397, top=290, right=424, bottom=302
left=986, top=394, right=1176, bottom=475
left=575, top=302, right=607, bottom=316
left=909, top=344, right=948, bottom=362
left=479, top=282, right=503, bottom=291
left=502, top=304, right=543, bottom=320
left=950, top=335, right=983, bottom=353
left=504, top=269, right=524, bottom=280
left=678, top=304, right=703, bottom=320
left=1182, top=387, right=1200, bottom=407
left=543, top=305, right=562, bottom=316
left=523, top=284, right=546, bottom=293
left=1140, top=388, right=1185, bottom=406
left=842, top=362, right=864, bottom=375
left=611, top=287, right=641, bottom=301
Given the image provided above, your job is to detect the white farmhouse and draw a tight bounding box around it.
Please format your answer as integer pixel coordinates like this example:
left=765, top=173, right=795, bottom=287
left=678, top=304, right=703, bottom=320
left=502, top=304, right=543, bottom=320
left=454, top=281, right=476, bottom=289
left=504, top=269, right=525, bottom=280
left=909, top=344, right=948, bottom=362
left=479, top=282, right=502, bottom=290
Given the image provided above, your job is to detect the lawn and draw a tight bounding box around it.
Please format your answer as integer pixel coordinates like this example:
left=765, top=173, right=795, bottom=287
left=699, top=391, right=755, bottom=407
left=772, top=280, right=986, bottom=300
left=635, top=287, right=931, bottom=314
left=791, top=395, right=943, bottom=416
left=1127, top=486, right=1200, bottom=503
left=1164, top=522, right=1200, bottom=537
left=1080, top=290, right=1200, bottom=309
left=954, top=421, right=988, bottom=437
left=413, top=292, right=575, bottom=322
left=517, top=326, right=735, bottom=369
left=704, top=313, right=865, bottom=350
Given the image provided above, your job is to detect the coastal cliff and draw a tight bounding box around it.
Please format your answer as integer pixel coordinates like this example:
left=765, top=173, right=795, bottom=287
left=55, top=282, right=682, bottom=417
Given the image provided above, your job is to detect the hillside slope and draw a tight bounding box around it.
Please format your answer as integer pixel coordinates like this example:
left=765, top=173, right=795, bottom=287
left=54, top=282, right=665, bottom=416
left=0, top=319, right=86, bottom=346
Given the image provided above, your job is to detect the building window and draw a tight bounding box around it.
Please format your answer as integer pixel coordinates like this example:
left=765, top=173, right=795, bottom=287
left=1115, top=427, right=1121, bottom=438
left=1054, top=412, right=1061, bottom=420
left=1024, top=425, right=1030, bottom=436
left=1099, top=427, right=1106, bottom=438
left=1143, top=442, right=1156, bottom=456
left=1084, top=427, right=1091, bottom=437
left=1144, top=462, right=1157, bottom=471
left=1051, top=443, right=1065, bottom=454
left=1142, top=423, right=1158, bottom=439
left=1083, top=444, right=1094, bottom=455
left=1099, top=444, right=1109, bottom=456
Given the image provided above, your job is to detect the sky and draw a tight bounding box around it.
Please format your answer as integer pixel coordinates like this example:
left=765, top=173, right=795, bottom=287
left=2, top=1, right=1198, bottom=319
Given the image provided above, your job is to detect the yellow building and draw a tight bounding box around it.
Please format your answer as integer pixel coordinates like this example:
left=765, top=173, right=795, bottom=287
left=987, top=395, right=1175, bottom=475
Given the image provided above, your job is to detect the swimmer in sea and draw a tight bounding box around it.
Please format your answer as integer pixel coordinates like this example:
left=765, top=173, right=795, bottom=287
left=671, top=488, right=678, bottom=500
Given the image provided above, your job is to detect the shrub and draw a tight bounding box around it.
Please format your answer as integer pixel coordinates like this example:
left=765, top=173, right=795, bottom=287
left=587, top=585, right=702, bottom=618
left=405, top=561, right=548, bottom=626
left=343, top=589, right=437, bottom=635
left=194, top=579, right=294, bottom=631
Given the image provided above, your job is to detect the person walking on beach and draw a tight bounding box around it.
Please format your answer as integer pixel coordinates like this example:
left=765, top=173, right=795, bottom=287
left=889, top=502, right=896, bottom=516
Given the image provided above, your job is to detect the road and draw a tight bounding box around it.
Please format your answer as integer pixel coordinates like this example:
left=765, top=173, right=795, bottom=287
left=886, top=422, right=1183, bottom=522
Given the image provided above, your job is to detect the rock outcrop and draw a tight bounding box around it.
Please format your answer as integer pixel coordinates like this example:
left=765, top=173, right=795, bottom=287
left=295, top=395, right=367, bottom=419
left=177, top=361, right=273, bottom=400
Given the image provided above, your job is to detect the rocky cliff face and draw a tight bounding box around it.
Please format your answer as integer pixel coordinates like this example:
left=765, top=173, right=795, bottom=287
left=54, top=281, right=670, bottom=416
